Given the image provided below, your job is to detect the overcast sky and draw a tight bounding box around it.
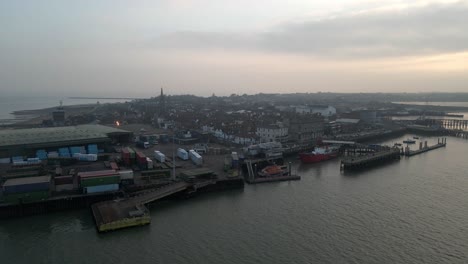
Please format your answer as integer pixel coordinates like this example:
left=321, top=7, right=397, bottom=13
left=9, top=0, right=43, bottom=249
left=1, top=0, right=467, bottom=97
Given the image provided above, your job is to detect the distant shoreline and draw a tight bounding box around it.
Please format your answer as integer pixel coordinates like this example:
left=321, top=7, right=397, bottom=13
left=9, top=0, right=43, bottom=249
left=68, top=96, right=140, bottom=100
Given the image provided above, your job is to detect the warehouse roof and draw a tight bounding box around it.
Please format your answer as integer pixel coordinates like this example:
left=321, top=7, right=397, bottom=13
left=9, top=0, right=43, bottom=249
left=0, top=125, right=131, bottom=148
left=3, top=175, right=51, bottom=187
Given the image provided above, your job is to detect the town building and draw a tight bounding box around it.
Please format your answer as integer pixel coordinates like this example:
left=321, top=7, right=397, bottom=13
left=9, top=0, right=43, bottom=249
left=295, top=105, right=336, bottom=117
left=256, top=123, right=289, bottom=143
left=285, top=116, right=324, bottom=144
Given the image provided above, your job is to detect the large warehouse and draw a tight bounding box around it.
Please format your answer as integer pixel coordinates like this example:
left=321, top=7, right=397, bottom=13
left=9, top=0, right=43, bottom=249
left=0, top=124, right=133, bottom=158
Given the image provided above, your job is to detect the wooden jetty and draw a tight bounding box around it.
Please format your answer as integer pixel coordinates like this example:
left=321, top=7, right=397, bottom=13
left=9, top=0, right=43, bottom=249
left=341, top=147, right=401, bottom=170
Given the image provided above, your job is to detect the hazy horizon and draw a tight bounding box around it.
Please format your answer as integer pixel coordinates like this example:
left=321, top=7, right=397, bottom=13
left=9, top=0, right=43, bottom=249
left=1, top=0, right=467, bottom=97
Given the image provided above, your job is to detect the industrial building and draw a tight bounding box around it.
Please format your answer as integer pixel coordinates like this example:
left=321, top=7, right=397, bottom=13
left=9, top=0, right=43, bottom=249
left=0, top=124, right=133, bottom=158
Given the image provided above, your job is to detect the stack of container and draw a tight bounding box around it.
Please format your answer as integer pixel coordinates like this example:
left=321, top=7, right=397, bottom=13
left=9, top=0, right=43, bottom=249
left=136, top=152, right=147, bottom=169
left=78, top=170, right=120, bottom=194
left=127, top=148, right=136, bottom=162
left=87, top=144, right=98, bottom=155
left=0, top=157, right=10, bottom=164
left=154, top=151, right=166, bottom=163
left=2, top=176, right=51, bottom=204
left=12, top=158, right=41, bottom=166
left=146, top=158, right=154, bottom=169
left=118, top=170, right=134, bottom=185
left=73, top=153, right=98, bottom=162
left=54, top=175, right=74, bottom=192
left=69, top=146, right=86, bottom=155
left=110, top=162, right=119, bottom=171
left=48, top=151, right=59, bottom=158
left=59, top=148, right=71, bottom=158
left=231, top=152, right=239, bottom=169
left=36, top=150, right=48, bottom=160
left=12, top=156, right=24, bottom=163
left=121, top=148, right=131, bottom=165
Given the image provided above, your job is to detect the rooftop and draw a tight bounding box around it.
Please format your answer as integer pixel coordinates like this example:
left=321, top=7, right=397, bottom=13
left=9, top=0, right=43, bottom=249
left=335, top=118, right=361, bottom=124
left=0, top=124, right=131, bottom=148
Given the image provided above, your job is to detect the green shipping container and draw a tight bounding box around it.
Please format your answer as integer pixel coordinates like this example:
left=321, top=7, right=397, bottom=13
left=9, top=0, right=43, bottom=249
left=3, top=190, right=50, bottom=204
left=127, top=148, right=136, bottom=158
left=80, top=175, right=120, bottom=187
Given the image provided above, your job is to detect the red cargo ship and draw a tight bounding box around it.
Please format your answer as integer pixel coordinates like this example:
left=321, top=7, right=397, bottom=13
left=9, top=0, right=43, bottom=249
left=299, top=146, right=339, bottom=164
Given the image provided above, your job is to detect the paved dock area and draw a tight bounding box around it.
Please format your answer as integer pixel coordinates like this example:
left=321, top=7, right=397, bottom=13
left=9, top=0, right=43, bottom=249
left=404, top=143, right=446, bottom=156
left=92, top=182, right=190, bottom=232
left=341, top=148, right=401, bottom=170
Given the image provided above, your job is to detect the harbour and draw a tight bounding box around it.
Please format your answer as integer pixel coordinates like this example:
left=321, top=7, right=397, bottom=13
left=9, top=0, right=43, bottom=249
left=1, top=133, right=467, bottom=263
left=1, top=94, right=468, bottom=263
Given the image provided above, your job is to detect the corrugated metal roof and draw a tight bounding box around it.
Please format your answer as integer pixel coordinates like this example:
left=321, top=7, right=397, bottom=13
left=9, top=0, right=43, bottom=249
left=0, top=125, right=130, bottom=148
left=3, top=175, right=51, bottom=186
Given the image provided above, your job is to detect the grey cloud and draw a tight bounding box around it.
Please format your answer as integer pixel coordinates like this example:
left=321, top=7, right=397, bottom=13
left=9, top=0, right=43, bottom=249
left=154, top=1, right=468, bottom=57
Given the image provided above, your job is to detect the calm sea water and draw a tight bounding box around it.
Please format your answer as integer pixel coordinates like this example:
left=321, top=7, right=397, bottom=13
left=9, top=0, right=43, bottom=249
left=1, top=134, right=467, bottom=264
left=393, top=101, right=468, bottom=107
left=0, top=96, right=130, bottom=124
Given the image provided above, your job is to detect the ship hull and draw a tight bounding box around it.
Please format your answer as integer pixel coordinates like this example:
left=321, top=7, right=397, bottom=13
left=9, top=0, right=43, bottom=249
left=299, top=152, right=338, bottom=164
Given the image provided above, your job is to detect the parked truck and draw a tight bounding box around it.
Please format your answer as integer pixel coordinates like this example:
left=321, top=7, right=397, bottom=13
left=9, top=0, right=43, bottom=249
left=136, top=141, right=150, bottom=149
left=189, top=149, right=203, bottom=166
left=154, top=151, right=166, bottom=163
left=177, top=148, right=189, bottom=160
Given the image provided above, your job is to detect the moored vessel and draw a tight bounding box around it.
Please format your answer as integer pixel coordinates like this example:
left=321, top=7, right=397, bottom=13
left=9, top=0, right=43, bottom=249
left=403, top=139, right=416, bottom=144
left=257, top=165, right=289, bottom=177
left=299, top=146, right=339, bottom=164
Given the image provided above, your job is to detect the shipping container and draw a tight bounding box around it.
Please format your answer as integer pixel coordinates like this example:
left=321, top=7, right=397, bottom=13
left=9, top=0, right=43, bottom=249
left=189, top=150, right=203, bottom=166
left=140, top=169, right=171, bottom=180
left=110, top=162, right=119, bottom=171
left=3, top=190, right=50, bottom=204
left=146, top=157, right=154, bottom=169
left=74, top=153, right=98, bottom=162
left=77, top=170, right=117, bottom=179
left=177, top=148, right=189, bottom=160
left=231, top=152, right=239, bottom=169
left=12, top=156, right=24, bottom=162
left=80, top=175, right=120, bottom=187
left=3, top=176, right=51, bottom=194
left=87, top=144, right=99, bottom=154
left=136, top=152, right=147, bottom=164
left=118, top=170, right=134, bottom=180
left=54, top=175, right=73, bottom=185
left=127, top=148, right=136, bottom=159
left=6, top=165, right=42, bottom=174
left=84, top=183, right=119, bottom=194
left=154, top=151, right=166, bottom=163
left=55, top=184, right=74, bottom=192
left=120, top=179, right=135, bottom=185
left=3, top=170, right=42, bottom=179
left=0, top=157, right=11, bottom=164
left=121, top=148, right=131, bottom=165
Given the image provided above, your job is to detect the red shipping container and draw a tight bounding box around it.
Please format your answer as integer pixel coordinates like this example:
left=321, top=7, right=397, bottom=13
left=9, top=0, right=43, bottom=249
left=110, top=162, right=119, bottom=171
left=54, top=175, right=73, bottom=185
left=136, top=152, right=147, bottom=165
left=78, top=170, right=117, bottom=180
